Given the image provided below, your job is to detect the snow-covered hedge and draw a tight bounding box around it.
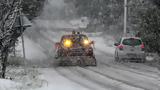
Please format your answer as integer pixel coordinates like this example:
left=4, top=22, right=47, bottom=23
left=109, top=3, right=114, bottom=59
left=8, top=56, right=25, bottom=66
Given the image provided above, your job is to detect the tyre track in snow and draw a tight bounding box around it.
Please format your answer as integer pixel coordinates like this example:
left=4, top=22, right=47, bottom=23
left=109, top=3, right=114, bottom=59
left=75, top=67, right=144, bottom=90
left=52, top=49, right=160, bottom=90
left=93, top=50, right=160, bottom=90
left=102, top=61, right=160, bottom=80
left=55, top=67, right=108, bottom=90
left=37, top=68, right=90, bottom=90
left=55, top=67, right=143, bottom=90
left=96, top=49, right=160, bottom=80
left=118, top=62, right=160, bottom=75
left=86, top=66, right=160, bottom=90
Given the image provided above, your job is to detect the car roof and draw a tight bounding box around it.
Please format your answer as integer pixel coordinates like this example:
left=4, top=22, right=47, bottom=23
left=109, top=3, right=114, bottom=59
left=121, top=37, right=142, bottom=40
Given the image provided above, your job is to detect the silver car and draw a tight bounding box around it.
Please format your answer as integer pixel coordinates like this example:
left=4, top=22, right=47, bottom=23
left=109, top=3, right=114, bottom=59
left=114, top=37, right=146, bottom=63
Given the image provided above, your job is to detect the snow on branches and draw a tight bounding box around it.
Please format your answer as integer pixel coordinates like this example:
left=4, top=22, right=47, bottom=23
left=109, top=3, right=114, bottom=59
left=0, top=0, right=23, bottom=78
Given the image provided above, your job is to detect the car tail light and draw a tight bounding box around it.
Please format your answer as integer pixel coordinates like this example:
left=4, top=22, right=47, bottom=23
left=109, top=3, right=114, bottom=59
left=140, top=43, right=145, bottom=51
left=118, top=44, right=124, bottom=50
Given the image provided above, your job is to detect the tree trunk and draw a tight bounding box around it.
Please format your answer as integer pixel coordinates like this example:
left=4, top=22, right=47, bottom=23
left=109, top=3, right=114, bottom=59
left=1, top=47, right=8, bottom=78
left=13, top=43, right=16, bottom=57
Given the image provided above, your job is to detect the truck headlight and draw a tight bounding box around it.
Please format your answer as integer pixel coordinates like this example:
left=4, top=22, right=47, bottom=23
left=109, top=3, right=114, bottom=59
left=63, top=39, right=72, bottom=48
left=83, top=39, right=90, bottom=46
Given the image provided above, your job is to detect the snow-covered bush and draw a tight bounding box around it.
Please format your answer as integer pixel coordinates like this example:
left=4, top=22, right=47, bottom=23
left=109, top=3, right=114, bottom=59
left=8, top=56, right=25, bottom=66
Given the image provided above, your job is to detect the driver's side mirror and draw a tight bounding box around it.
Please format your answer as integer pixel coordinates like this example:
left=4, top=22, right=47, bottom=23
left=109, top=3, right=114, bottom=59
left=90, top=41, right=95, bottom=44
left=114, top=43, right=119, bottom=46
left=55, top=42, right=60, bottom=48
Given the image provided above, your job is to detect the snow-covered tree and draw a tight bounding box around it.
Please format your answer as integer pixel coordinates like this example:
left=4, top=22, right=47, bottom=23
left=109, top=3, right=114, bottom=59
left=139, top=7, right=160, bottom=53
left=0, top=0, right=22, bottom=78
left=22, top=0, right=46, bottom=20
left=0, top=0, right=46, bottom=78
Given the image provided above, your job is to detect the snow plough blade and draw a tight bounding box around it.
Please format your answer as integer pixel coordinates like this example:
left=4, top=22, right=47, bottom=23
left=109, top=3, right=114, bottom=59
left=58, top=56, right=97, bottom=66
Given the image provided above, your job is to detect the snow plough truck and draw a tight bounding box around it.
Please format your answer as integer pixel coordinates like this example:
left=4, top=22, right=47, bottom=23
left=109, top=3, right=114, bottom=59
left=54, top=31, right=97, bottom=66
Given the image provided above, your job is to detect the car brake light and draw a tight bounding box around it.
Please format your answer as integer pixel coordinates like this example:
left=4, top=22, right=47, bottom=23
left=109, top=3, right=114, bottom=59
left=118, top=45, right=124, bottom=50
left=140, top=43, right=145, bottom=51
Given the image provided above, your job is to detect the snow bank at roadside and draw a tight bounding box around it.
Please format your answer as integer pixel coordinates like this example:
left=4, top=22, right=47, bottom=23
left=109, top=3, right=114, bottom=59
left=0, top=79, right=20, bottom=90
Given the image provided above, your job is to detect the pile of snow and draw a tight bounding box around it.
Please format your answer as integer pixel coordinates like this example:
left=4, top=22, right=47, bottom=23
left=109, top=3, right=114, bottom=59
left=0, top=79, right=20, bottom=90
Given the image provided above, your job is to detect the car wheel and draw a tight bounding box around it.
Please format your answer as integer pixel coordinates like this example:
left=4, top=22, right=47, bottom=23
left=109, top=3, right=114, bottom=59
left=91, top=57, right=97, bottom=66
left=115, top=55, right=121, bottom=62
left=115, top=56, right=118, bottom=62
left=114, top=52, right=121, bottom=62
left=77, top=60, right=85, bottom=67
left=141, top=59, right=146, bottom=63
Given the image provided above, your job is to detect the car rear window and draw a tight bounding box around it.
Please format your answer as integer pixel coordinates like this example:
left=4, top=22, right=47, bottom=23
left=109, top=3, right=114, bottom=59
left=122, top=38, right=142, bottom=46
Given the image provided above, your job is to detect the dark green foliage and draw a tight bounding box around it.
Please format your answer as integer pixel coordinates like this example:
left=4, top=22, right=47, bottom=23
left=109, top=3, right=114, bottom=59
left=65, top=0, right=124, bottom=26
left=139, top=8, right=160, bottom=53
left=22, top=0, right=46, bottom=20
left=153, top=0, right=160, bottom=7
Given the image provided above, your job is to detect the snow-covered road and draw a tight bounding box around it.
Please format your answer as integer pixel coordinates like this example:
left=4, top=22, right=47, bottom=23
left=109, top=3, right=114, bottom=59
left=34, top=48, right=160, bottom=90
left=18, top=30, right=160, bottom=90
